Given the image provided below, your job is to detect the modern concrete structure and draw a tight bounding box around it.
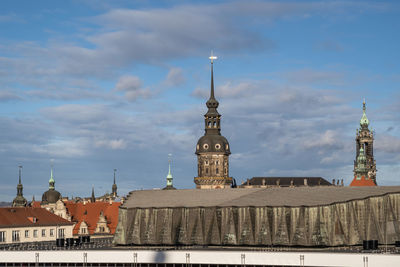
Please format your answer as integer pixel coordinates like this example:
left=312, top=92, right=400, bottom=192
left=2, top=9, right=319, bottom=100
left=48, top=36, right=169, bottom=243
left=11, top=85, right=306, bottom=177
left=1, top=249, right=400, bottom=266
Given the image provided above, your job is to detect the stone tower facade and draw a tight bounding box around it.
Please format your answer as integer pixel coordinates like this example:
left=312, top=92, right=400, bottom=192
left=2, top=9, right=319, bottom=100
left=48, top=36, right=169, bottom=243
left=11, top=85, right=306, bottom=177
left=194, top=56, right=232, bottom=189
left=352, top=100, right=377, bottom=185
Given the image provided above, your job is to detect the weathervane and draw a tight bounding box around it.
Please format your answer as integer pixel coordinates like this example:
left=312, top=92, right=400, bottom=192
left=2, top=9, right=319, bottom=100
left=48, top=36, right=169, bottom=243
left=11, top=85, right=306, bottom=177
left=209, top=51, right=217, bottom=64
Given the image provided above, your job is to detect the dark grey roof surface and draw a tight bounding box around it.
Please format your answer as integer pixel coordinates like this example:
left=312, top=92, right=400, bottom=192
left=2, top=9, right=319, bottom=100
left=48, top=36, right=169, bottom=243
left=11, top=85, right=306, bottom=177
left=122, top=186, right=400, bottom=208
left=246, top=177, right=332, bottom=186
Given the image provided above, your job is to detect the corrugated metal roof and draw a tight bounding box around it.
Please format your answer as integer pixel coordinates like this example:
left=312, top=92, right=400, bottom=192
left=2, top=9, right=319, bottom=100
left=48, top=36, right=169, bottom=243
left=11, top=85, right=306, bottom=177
left=122, top=186, right=400, bottom=208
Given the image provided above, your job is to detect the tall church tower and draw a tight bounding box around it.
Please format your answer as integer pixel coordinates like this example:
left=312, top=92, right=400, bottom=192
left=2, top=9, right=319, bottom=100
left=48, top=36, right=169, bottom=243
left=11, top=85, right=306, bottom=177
left=194, top=53, right=232, bottom=189
left=12, top=166, right=27, bottom=207
left=351, top=100, right=377, bottom=186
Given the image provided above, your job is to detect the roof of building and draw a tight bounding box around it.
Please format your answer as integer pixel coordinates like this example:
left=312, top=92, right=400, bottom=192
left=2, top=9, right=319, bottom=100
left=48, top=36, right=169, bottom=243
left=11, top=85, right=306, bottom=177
left=122, top=186, right=400, bottom=209
left=244, top=177, right=332, bottom=186
left=64, top=201, right=121, bottom=235
left=0, top=207, right=73, bottom=228
left=350, top=175, right=376, bottom=187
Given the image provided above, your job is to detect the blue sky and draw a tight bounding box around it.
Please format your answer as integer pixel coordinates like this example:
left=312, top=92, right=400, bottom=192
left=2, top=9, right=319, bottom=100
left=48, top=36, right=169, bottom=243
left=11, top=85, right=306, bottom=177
left=1, top=0, right=400, bottom=201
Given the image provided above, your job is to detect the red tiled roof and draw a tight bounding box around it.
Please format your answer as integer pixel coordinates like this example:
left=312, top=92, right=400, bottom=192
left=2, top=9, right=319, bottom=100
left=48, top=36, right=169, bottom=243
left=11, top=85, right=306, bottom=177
left=350, top=175, right=376, bottom=186
left=0, top=207, right=73, bottom=228
left=64, top=202, right=121, bottom=235
left=31, top=201, right=41, bottom=208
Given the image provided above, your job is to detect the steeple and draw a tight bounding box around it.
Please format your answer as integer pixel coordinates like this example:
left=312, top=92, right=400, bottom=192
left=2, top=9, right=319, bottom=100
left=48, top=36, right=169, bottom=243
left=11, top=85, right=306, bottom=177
left=360, top=99, right=369, bottom=128
left=351, top=99, right=377, bottom=186
left=112, top=169, right=118, bottom=197
left=41, top=160, right=62, bottom=204
left=194, top=52, right=232, bottom=189
left=12, top=165, right=27, bottom=207
left=163, top=154, right=176, bottom=190
left=204, top=51, right=221, bottom=135
left=49, top=163, right=55, bottom=190
left=91, top=186, right=96, bottom=202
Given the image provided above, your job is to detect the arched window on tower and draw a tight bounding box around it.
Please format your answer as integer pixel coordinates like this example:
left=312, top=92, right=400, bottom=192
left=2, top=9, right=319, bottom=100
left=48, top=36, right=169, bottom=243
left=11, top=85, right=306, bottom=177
left=208, top=121, right=211, bottom=127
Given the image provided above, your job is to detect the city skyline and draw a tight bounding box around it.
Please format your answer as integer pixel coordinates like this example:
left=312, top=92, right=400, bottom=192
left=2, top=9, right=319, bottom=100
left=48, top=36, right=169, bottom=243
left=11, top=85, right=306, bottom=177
left=1, top=1, right=400, bottom=201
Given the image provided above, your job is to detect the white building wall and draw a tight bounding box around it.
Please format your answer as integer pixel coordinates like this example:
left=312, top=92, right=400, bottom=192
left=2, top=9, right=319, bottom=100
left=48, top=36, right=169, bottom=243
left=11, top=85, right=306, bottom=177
left=0, top=224, right=73, bottom=244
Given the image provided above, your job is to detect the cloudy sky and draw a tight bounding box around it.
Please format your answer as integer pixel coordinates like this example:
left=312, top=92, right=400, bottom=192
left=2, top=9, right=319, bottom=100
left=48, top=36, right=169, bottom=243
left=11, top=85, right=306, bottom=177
left=1, top=0, right=400, bottom=201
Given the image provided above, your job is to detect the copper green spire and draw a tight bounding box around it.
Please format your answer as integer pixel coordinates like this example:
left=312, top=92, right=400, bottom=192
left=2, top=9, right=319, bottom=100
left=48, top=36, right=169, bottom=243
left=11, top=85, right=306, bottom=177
left=49, top=162, right=55, bottom=190
left=163, top=154, right=176, bottom=190
left=360, top=99, right=369, bottom=128
left=355, top=146, right=368, bottom=180
left=166, top=154, right=173, bottom=186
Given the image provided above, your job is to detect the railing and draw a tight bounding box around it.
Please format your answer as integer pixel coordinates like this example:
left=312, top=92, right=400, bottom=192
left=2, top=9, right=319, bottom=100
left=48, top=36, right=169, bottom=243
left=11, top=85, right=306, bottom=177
left=0, top=237, right=113, bottom=251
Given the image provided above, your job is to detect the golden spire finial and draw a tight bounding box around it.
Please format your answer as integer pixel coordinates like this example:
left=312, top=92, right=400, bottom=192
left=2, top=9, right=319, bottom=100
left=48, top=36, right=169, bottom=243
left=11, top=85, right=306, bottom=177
left=209, top=50, right=217, bottom=64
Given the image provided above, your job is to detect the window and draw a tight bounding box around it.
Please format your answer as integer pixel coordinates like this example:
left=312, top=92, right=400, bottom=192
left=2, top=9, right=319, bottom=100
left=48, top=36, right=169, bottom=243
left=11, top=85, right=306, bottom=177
left=25, top=230, right=29, bottom=238
left=58, top=228, right=65, bottom=238
left=81, top=228, right=86, bottom=234
left=206, top=168, right=209, bottom=174
left=33, top=230, right=38, bottom=238
left=50, top=229, right=54, bottom=237
left=100, top=226, right=105, bottom=233
left=12, top=230, right=20, bottom=242
left=42, top=229, right=46, bottom=237
left=0, top=231, right=5, bottom=242
left=216, top=168, right=219, bottom=174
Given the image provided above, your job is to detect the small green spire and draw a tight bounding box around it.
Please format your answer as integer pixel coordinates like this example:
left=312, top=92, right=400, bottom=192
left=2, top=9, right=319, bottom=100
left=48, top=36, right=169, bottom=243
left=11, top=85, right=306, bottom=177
left=355, top=146, right=368, bottom=179
left=166, top=154, right=173, bottom=187
left=357, top=147, right=366, bottom=164
left=49, top=162, right=55, bottom=190
left=360, top=99, right=369, bottom=128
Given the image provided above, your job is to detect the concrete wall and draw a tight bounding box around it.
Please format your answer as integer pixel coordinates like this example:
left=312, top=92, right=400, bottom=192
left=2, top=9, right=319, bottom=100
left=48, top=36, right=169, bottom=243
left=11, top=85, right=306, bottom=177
left=1, top=250, right=400, bottom=266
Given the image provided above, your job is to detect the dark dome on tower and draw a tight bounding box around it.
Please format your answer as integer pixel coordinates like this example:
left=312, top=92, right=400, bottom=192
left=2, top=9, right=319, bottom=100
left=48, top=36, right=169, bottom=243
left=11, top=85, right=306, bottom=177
left=41, top=189, right=61, bottom=204
left=196, top=135, right=230, bottom=155
left=41, top=166, right=62, bottom=204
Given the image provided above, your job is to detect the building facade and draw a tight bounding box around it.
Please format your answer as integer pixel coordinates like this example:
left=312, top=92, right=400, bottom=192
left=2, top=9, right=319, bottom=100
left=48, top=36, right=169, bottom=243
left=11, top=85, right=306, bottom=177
left=0, top=207, right=73, bottom=245
left=351, top=100, right=377, bottom=186
left=194, top=56, right=232, bottom=189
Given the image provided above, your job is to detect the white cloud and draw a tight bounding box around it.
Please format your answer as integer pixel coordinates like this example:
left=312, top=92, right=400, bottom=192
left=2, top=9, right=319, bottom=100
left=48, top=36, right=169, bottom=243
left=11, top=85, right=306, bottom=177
left=114, top=75, right=151, bottom=101
left=165, top=67, right=185, bottom=86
